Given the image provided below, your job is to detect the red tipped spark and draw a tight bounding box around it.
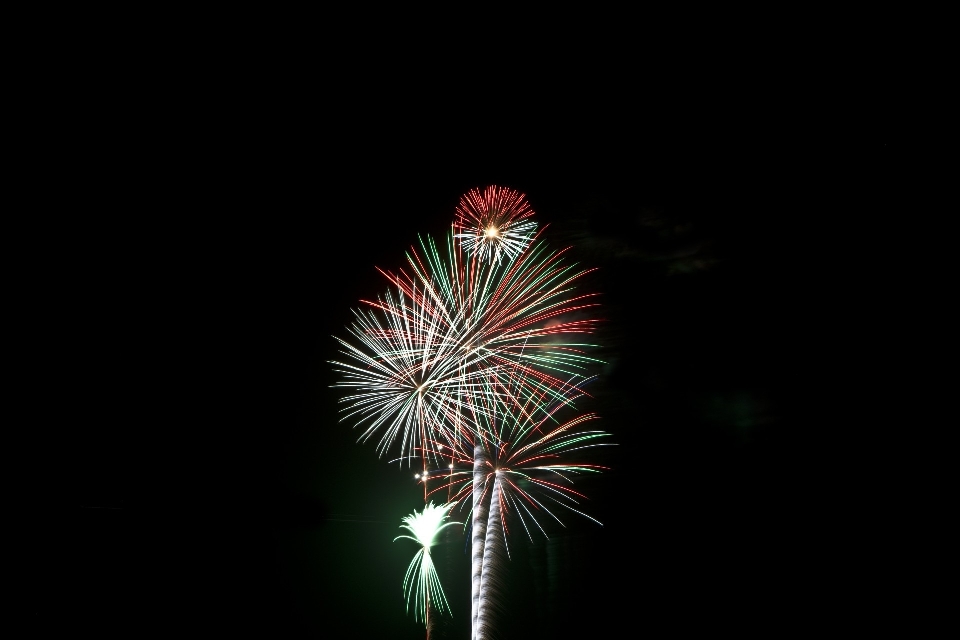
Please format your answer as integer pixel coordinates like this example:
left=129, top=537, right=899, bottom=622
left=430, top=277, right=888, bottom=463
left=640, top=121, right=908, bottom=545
left=453, top=186, right=538, bottom=264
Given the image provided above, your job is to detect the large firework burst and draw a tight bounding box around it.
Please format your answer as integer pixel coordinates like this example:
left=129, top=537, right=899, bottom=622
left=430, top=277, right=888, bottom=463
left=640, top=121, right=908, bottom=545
left=331, top=283, right=495, bottom=467
left=331, top=212, right=602, bottom=468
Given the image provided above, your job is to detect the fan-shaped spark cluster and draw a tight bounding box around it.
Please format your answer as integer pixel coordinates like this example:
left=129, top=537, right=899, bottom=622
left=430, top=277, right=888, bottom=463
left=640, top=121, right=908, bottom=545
left=426, top=383, right=613, bottom=550
left=395, top=502, right=461, bottom=623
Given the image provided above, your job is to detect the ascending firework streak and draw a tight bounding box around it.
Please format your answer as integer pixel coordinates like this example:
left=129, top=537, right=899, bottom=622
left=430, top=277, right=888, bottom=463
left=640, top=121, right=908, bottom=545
left=332, top=186, right=608, bottom=640
left=422, top=377, right=613, bottom=639
left=395, top=502, right=461, bottom=636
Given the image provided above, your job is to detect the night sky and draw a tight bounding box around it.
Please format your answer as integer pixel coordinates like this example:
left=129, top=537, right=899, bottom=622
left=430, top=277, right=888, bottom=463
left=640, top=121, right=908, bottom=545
left=30, top=33, right=899, bottom=637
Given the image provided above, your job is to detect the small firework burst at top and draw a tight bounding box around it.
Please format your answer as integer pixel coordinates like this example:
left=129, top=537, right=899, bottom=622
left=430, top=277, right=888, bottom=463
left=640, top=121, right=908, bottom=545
left=453, top=186, right=538, bottom=264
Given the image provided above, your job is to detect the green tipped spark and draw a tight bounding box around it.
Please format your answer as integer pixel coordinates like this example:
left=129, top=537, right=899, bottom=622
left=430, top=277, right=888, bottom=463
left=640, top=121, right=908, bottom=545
left=394, top=501, right=461, bottom=623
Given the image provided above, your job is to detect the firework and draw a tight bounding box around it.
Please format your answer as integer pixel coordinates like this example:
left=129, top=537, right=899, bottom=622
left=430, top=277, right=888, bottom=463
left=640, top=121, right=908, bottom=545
left=453, top=185, right=538, bottom=264
left=395, top=502, right=461, bottom=625
left=422, top=386, right=613, bottom=640
left=425, top=387, right=612, bottom=548
left=331, top=283, right=495, bottom=468
left=331, top=216, right=603, bottom=468
left=332, top=186, right=609, bottom=640
left=398, top=228, right=603, bottom=398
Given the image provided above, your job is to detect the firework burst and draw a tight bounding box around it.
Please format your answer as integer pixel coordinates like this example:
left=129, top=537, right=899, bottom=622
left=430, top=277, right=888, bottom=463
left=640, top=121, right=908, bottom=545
left=395, top=501, right=461, bottom=625
left=387, top=226, right=604, bottom=418
left=425, top=387, right=613, bottom=548
left=331, top=283, right=496, bottom=468
left=419, top=381, right=613, bottom=640
left=331, top=217, right=603, bottom=468
left=453, top=185, right=538, bottom=264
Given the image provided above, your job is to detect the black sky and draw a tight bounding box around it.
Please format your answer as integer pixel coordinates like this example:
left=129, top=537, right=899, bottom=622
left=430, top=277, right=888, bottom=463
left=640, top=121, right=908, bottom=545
left=27, top=28, right=902, bottom=637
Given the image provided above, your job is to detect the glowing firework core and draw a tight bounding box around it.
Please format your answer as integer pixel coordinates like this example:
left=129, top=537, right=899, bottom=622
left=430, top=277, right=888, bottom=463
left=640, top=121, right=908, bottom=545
left=453, top=186, right=538, bottom=264
left=399, top=501, right=456, bottom=550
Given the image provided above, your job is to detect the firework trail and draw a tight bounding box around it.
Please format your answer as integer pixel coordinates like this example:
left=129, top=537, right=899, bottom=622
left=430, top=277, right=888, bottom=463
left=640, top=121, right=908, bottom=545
left=424, top=382, right=613, bottom=545
left=432, top=386, right=613, bottom=637
left=417, top=382, right=613, bottom=639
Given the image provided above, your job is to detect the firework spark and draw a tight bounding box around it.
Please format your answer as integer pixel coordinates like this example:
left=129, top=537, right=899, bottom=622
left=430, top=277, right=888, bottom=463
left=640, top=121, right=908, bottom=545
left=331, top=218, right=603, bottom=468
left=331, top=283, right=496, bottom=468
left=453, top=185, right=538, bottom=264
left=395, top=502, right=461, bottom=625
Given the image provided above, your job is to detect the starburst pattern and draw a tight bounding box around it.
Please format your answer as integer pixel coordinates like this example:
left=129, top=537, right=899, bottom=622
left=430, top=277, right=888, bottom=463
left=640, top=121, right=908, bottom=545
left=331, top=221, right=603, bottom=468
left=427, top=386, right=612, bottom=548
left=453, top=186, right=538, bottom=264
left=331, top=283, right=496, bottom=467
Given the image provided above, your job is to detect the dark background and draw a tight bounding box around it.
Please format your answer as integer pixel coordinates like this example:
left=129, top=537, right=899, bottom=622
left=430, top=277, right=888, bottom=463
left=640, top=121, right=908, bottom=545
left=25, top=19, right=903, bottom=638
